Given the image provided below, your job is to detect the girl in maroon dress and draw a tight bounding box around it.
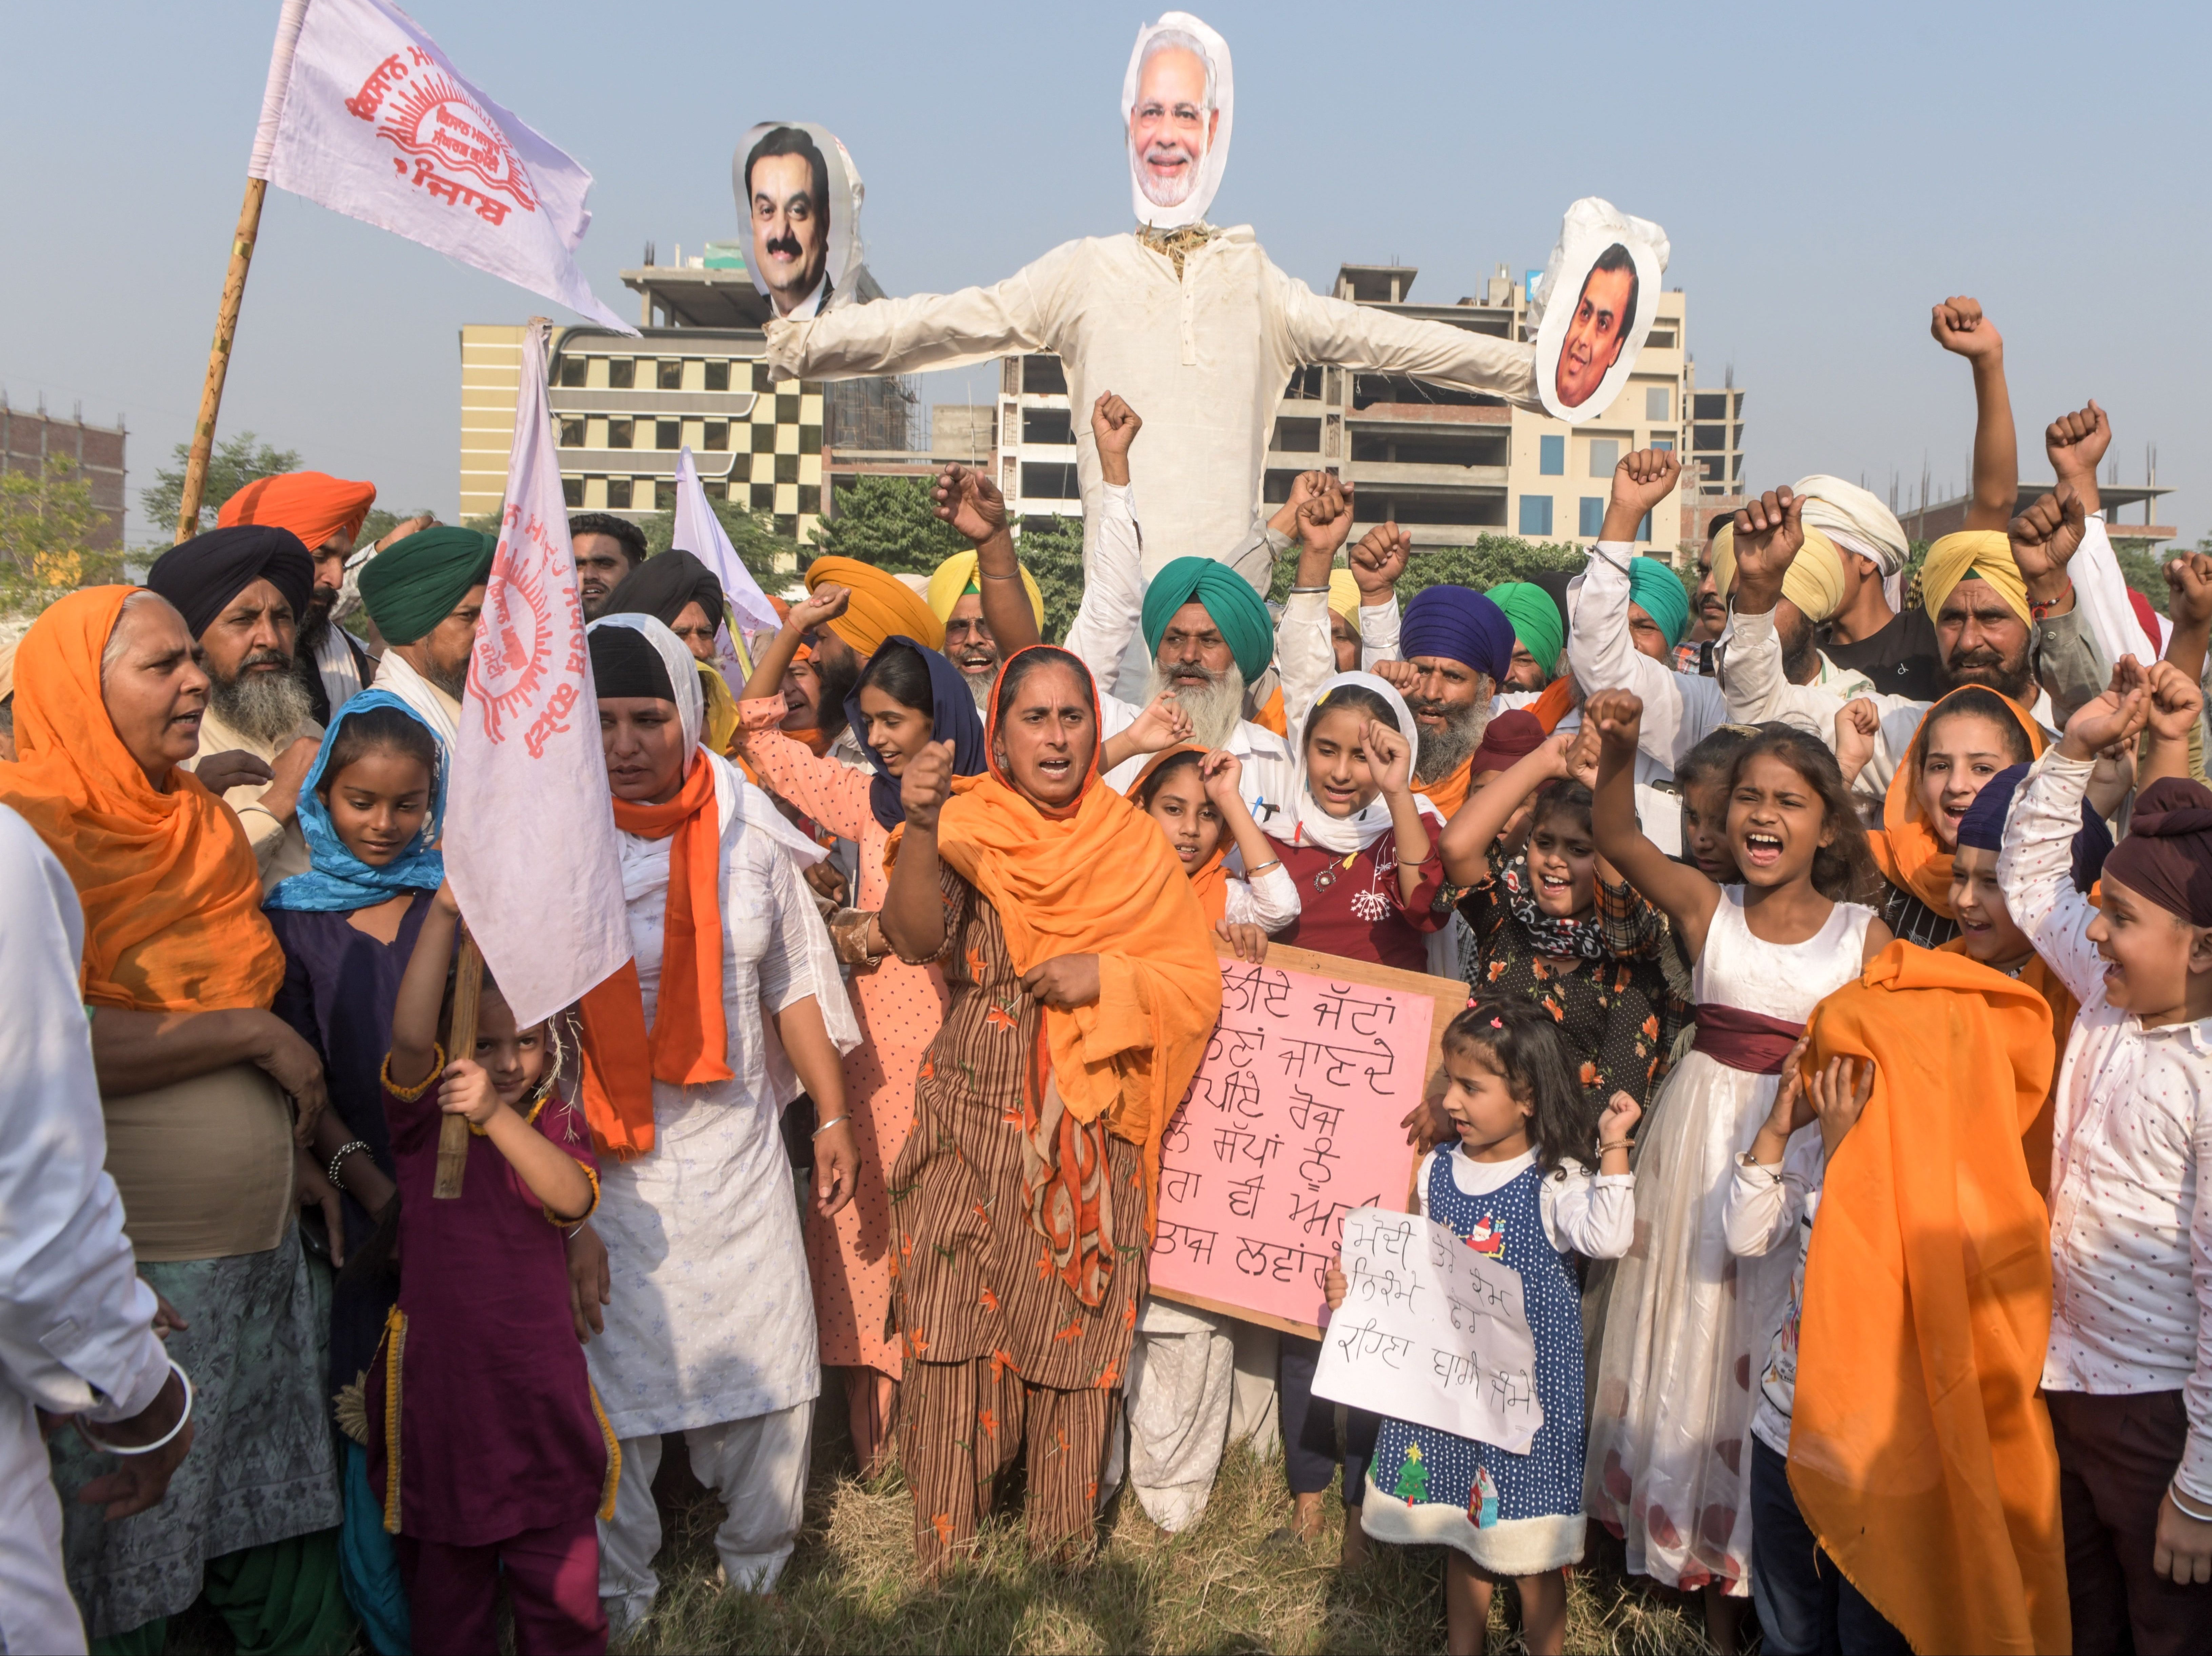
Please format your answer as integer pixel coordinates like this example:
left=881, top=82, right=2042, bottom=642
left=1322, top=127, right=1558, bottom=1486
left=366, top=883, right=614, bottom=1655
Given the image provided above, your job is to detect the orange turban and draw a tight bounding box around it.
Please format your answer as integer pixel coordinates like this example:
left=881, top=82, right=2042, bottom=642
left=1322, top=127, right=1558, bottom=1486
left=0, top=587, right=283, bottom=1012
left=218, top=471, right=377, bottom=552
left=805, top=557, right=944, bottom=654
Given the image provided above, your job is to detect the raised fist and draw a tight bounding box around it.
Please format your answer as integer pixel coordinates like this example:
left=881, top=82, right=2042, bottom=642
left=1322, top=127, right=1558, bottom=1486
left=1931, top=296, right=2003, bottom=362
left=1583, top=688, right=1645, bottom=752
left=1610, top=449, right=1682, bottom=519
left=1729, top=487, right=1805, bottom=602
left=1349, top=522, right=1411, bottom=598
left=1091, top=392, right=1142, bottom=460
left=932, top=463, right=1006, bottom=545
left=900, top=739, right=958, bottom=831
left=1297, top=478, right=1357, bottom=560
left=2008, top=486, right=2087, bottom=588
left=2046, top=400, right=2112, bottom=485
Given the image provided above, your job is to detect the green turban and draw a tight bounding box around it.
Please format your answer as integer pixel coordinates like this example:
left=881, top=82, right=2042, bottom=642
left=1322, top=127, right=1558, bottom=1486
left=1140, top=556, right=1273, bottom=682
left=360, top=527, right=496, bottom=646
left=1626, top=556, right=1691, bottom=650
left=1486, top=581, right=1563, bottom=676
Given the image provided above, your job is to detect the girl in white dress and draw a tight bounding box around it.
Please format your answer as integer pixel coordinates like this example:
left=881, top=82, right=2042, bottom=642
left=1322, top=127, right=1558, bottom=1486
left=1578, top=691, right=1890, bottom=1653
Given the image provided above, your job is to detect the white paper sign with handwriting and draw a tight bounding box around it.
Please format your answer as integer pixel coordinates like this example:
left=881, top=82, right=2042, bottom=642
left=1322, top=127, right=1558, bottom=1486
left=1310, top=1206, right=1542, bottom=1454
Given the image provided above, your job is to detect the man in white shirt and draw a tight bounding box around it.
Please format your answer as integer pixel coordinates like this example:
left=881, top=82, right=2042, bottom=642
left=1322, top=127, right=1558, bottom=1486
left=0, top=805, right=192, bottom=1655
left=146, top=526, right=324, bottom=892
left=1999, top=673, right=2212, bottom=1649
left=360, top=525, right=497, bottom=758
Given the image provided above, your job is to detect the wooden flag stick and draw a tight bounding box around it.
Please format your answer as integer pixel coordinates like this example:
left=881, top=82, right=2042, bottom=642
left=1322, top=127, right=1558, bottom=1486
left=433, top=926, right=486, bottom=1199
left=173, top=175, right=270, bottom=543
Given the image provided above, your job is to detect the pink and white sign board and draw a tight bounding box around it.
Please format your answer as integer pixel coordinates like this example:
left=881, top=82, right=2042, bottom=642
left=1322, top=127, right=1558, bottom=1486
left=1148, top=944, right=1466, bottom=1336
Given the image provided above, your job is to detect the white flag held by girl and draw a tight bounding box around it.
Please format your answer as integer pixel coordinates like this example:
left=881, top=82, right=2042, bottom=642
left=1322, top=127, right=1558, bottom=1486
left=247, top=0, right=636, bottom=334
left=445, top=321, right=632, bottom=1027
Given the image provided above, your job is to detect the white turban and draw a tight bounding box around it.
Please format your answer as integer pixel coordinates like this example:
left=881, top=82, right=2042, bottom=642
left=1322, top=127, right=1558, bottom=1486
left=1792, top=474, right=1910, bottom=608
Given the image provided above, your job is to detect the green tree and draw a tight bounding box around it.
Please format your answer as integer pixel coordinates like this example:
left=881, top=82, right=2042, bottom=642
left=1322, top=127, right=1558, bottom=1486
left=1011, top=514, right=1086, bottom=644
left=0, top=456, right=123, bottom=608
left=803, top=476, right=966, bottom=575
left=359, top=506, right=438, bottom=547
left=644, top=494, right=802, bottom=586
left=140, top=430, right=301, bottom=533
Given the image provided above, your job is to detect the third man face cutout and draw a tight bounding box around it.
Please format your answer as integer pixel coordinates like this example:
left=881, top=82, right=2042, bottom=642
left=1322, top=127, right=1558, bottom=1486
left=1555, top=251, right=1636, bottom=410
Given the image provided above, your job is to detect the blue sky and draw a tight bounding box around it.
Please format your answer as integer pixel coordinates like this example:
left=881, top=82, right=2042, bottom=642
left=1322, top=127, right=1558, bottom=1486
left=4, top=0, right=2205, bottom=548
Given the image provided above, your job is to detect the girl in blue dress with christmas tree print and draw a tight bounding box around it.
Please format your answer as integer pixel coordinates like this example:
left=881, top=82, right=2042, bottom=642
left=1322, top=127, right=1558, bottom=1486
left=1326, top=999, right=1638, bottom=1656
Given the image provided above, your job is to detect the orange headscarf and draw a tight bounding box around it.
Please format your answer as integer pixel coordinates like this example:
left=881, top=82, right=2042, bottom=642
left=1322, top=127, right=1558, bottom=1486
left=1792, top=941, right=2066, bottom=1656
left=1129, top=744, right=1228, bottom=926
left=936, top=648, right=1223, bottom=1237
left=1869, top=687, right=2044, bottom=918
left=575, top=755, right=731, bottom=1160
left=0, top=586, right=282, bottom=1011
left=217, top=470, right=376, bottom=550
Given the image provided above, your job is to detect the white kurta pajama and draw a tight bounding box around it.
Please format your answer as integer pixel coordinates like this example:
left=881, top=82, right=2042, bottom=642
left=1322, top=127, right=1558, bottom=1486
left=588, top=749, right=859, bottom=1618
left=767, top=227, right=1537, bottom=581
left=0, top=806, right=172, bottom=1656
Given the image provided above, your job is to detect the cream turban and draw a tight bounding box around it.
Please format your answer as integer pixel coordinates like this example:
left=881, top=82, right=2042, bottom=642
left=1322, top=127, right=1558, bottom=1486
left=1711, top=522, right=1849, bottom=625
left=1791, top=475, right=1908, bottom=575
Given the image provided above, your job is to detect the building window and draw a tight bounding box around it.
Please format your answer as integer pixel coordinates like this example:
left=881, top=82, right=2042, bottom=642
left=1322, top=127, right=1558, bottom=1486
left=562, top=477, right=583, bottom=507
left=1694, top=393, right=1727, bottom=419
left=705, top=421, right=730, bottom=451
left=608, top=419, right=634, bottom=449
left=1651, top=436, right=1675, bottom=451
left=1646, top=387, right=1671, bottom=420
left=558, top=418, right=584, bottom=448
left=1539, top=435, right=1565, bottom=476
left=607, top=478, right=633, bottom=508
left=1588, top=439, right=1619, bottom=477
left=656, top=420, right=679, bottom=450
left=1021, top=355, right=1068, bottom=395
left=704, top=359, right=730, bottom=391
left=1021, top=461, right=1081, bottom=500
left=1579, top=497, right=1605, bottom=538
left=1519, top=495, right=1553, bottom=536
left=1637, top=510, right=1653, bottom=541
left=1645, top=329, right=1677, bottom=349
left=1693, top=425, right=1726, bottom=452
left=658, top=359, right=683, bottom=390
left=558, top=355, right=586, bottom=387
left=1021, top=407, right=1073, bottom=446
left=608, top=359, right=635, bottom=389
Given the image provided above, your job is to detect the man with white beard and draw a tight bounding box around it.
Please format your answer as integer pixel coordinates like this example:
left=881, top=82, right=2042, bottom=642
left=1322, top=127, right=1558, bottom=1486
left=768, top=12, right=1537, bottom=591
left=924, top=548, right=1044, bottom=713
left=934, top=393, right=1298, bottom=827
left=145, top=525, right=323, bottom=892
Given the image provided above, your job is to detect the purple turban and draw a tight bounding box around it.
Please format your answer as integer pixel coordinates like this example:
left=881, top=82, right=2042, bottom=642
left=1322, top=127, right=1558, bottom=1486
left=2103, top=777, right=2212, bottom=925
left=1956, top=763, right=2113, bottom=894
left=1401, top=586, right=1515, bottom=684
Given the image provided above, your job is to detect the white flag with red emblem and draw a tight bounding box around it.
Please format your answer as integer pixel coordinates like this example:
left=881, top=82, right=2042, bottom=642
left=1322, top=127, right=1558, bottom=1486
left=445, top=321, right=631, bottom=1027
left=671, top=446, right=782, bottom=687
left=247, top=0, right=636, bottom=334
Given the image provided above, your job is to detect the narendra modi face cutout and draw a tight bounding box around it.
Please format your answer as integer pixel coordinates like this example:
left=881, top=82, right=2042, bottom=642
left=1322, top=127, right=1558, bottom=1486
left=1124, top=13, right=1233, bottom=230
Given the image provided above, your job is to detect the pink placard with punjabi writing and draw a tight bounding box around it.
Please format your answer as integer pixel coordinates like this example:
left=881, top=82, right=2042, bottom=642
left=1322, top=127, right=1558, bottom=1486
left=1149, top=950, right=1446, bottom=1334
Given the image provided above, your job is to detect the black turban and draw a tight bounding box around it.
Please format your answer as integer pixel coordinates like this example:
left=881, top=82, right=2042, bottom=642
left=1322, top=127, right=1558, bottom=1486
left=602, top=549, right=724, bottom=632
left=588, top=624, right=675, bottom=702
left=146, top=525, right=314, bottom=639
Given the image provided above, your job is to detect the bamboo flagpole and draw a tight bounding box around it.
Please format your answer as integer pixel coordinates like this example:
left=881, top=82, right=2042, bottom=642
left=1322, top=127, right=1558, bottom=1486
left=173, top=177, right=271, bottom=543
left=433, top=925, right=487, bottom=1199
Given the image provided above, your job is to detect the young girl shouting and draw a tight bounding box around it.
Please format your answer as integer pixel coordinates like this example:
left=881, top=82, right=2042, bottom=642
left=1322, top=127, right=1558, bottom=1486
left=1329, top=1001, right=1638, bottom=1656
left=367, top=884, right=614, bottom=1654
left=1580, top=689, right=1889, bottom=1651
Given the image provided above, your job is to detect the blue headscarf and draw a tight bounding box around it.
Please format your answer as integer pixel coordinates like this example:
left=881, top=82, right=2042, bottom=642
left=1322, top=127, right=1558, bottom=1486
left=1400, top=585, right=1516, bottom=683
left=264, top=690, right=447, bottom=913
left=841, top=635, right=988, bottom=831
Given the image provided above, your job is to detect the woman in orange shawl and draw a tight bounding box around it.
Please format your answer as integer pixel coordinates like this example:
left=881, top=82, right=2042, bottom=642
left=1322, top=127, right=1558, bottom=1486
left=3, top=587, right=354, bottom=1647
left=881, top=645, right=1222, bottom=1573
left=1127, top=742, right=1298, bottom=960
left=1857, top=683, right=2041, bottom=948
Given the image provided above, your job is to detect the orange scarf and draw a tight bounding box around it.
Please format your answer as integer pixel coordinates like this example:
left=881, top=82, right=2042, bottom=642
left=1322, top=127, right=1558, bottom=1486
left=1793, top=941, right=2067, bottom=1655
left=1937, top=938, right=2076, bottom=1204
left=1420, top=681, right=1579, bottom=821
left=0, top=586, right=282, bottom=1011
left=1251, top=681, right=1288, bottom=738
left=575, top=758, right=731, bottom=1159
left=1129, top=744, right=1229, bottom=926
left=1869, top=687, right=2043, bottom=918
left=1527, top=675, right=1576, bottom=733
left=936, top=651, right=1222, bottom=1236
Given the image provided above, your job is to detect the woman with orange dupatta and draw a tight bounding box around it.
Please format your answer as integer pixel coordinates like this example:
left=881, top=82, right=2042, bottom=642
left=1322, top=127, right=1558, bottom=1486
left=4, top=587, right=353, bottom=1650
left=571, top=615, right=862, bottom=1625
left=1778, top=941, right=2068, bottom=1656
left=880, top=645, right=1222, bottom=1573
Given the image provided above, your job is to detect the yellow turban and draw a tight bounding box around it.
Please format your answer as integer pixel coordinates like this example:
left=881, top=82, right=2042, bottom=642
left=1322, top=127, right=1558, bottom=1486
left=1919, top=531, right=2029, bottom=624
left=1710, top=522, right=1849, bottom=625
left=1327, top=569, right=1361, bottom=627
left=805, top=557, right=946, bottom=654
left=925, top=550, right=1043, bottom=630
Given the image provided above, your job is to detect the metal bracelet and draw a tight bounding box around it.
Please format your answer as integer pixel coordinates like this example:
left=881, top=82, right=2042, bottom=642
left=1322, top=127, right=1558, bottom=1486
left=76, top=1358, right=193, bottom=1457
left=2170, top=1480, right=2212, bottom=1524
left=326, top=1140, right=371, bottom=1191
left=811, top=1114, right=851, bottom=1137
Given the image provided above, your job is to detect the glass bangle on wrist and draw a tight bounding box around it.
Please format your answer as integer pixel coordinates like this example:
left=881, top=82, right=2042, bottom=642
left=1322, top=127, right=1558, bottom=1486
left=77, top=1358, right=193, bottom=1456
left=326, top=1140, right=371, bottom=1190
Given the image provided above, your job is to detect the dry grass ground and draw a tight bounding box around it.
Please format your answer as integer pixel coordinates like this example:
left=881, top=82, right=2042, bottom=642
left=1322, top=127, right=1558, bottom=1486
left=621, top=1417, right=1724, bottom=1656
